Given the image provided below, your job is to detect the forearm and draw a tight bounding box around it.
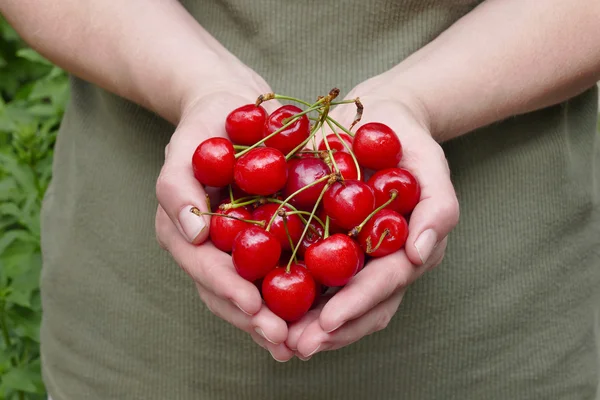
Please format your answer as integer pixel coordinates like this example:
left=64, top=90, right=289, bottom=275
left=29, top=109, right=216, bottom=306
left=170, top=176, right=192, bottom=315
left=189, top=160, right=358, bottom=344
left=382, top=0, right=600, bottom=141
left=0, top=0, right=248, bottom=124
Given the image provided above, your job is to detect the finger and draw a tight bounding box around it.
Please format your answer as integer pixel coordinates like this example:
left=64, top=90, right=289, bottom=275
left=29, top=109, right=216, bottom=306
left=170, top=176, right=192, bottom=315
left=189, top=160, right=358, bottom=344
left=156, top=205, right=262, bottom=315
left=318, top=239, right=447, bottom=333
left=156, top=94, right=282, bottom=244
left=400, top=137, right=459, bottom=266
left=296, top=290, right=405, bottom=358
left=196, top=282, right=288, bottom=345
left=285, top=297, right=328, bottom=352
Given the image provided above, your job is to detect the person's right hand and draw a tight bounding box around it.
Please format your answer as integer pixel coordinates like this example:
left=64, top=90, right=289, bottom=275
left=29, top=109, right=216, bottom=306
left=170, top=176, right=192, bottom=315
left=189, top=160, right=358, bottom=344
left=154, top=74, right=295, bottom=362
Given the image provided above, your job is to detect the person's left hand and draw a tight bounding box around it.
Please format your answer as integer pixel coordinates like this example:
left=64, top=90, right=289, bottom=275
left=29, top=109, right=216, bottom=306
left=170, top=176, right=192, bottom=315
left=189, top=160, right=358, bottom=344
left=285, top=81, right=460, bottom=360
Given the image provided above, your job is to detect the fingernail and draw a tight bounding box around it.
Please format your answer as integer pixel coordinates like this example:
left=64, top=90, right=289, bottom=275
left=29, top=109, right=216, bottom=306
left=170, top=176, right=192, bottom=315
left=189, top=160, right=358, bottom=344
left=232, top=301, right=253, bottom=316
left=324, top=321, right=344, bottom=334
left=304, top=344, right=324, bottom=358
left=255, top=327, right=278, bottom=345
left=268, top=349, right=289, bottom=363
left=414, top=229, right=438, bottom=264
left=178, top=205, right=206, bottom=242
left=297, top=355, right=312, bottom=361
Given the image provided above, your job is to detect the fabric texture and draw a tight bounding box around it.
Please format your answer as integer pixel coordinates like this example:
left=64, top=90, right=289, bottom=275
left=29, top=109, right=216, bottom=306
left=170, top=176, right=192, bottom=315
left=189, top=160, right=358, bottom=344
left=40, top=1, right=600, bottom=399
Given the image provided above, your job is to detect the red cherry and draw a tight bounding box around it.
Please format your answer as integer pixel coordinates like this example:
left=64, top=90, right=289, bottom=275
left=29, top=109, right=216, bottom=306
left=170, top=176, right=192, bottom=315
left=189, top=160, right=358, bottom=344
left=252, top=203, right=303, bottom=251
left=329, top=152, right=361, bottom=181
left=367, top=168, right=420, bottom=215
left=323, top=180, right=375, bottom=230
left=357, top=209, right=408, bottom=257
left=232, top=226, right=281, bottom=281
left=209, top=208, right=253, bottom=253
left=317, top=133, right=353, bottom=153
left=192, top=138, right=235, bottom=187
left=305, top=234, right=363, bottom=287
left=263, top=105, right=310, bottom=154
left=262, top=263, right=317, bottom=322
left=298, top=220, right=324, bottom=257
left=284, top=158, right=329, bottom=210
left=234, top=147, right=287, bottom=195
left=353, top=122, right=402, bottom=170
left=225, top=104, right=268, bottom=146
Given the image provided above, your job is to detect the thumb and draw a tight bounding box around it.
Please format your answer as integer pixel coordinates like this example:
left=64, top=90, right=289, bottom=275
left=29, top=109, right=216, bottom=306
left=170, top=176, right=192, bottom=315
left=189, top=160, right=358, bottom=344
left=156, top=112, right=216, bottom=245
left=156, top=93, right=284, bottom=245
left=404, top=141, right=460, bottom=266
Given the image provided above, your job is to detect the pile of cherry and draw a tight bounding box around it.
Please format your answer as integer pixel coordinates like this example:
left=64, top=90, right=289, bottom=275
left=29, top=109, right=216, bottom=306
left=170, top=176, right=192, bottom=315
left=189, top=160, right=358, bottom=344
left=191, top=89, right=420, bottom=322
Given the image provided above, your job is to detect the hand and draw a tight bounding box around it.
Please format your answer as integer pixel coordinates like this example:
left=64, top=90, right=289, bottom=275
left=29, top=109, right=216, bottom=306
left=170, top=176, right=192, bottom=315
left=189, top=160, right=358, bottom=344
left=286, top=84, right=460, bottom=359
left=154, top=75, right=295, bottom=362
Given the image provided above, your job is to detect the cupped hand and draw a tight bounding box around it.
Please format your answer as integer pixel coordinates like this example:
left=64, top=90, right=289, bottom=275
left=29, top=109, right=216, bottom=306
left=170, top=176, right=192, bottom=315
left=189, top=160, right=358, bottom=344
left=287, top=84, right=460, bottom=359
left=154, top=75, right=295, bottom=362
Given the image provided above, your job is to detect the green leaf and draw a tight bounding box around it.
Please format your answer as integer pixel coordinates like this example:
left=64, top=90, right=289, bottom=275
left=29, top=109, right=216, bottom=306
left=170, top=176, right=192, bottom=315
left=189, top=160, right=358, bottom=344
left=8, top=307, right=41, bottom=343
left=0, top=361, right=44, bottom=393
left=0, top=230, right=36, bottom=257
left=15, top=48, right=52, bottom=66
left=0, top=153, right=37, bottom=194
left=26, top=104, right=57, bottom=118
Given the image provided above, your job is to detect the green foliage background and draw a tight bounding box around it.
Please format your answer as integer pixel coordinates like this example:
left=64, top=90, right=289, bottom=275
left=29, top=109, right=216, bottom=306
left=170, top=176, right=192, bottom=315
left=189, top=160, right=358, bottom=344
left=0, top=16, right=68, bottom=400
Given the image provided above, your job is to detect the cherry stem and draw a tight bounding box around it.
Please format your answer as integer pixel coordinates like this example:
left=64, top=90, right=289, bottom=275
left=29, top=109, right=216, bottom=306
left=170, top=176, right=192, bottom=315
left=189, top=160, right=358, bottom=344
left=325, top=119, right=362, bottom=181
left=349, top=190, right=398, bottom=237
left=349, top=97, right=364, bottom=130
left=273, top=95, right=313, bottom=108
left=190, top=208, right=265, bottom=227
left=320, top=122, right=341, bottom=176
left=265, top=174, right=333, bottom=231
left=235, top=101, right=325, bottom=159
left=329, top=100, right=357, bottom=106
left=281, top=214, right=297, bottom=269
left=285, top=182, right=332, bottom=270
left=285, top=210, right=326, bottom=230
left=228, top=185, right=235, bottom=204
left=326, top=115, right=356, bottom=138
left=324, top=216, right=330, bottom=239
left=220, top=197, right=259, bottom=210
left=265, top=199, right=325, bottom=235
left=233, top=145, right=249, bottom=151
left=366, top=229, right=390, bottom=254
left=285, top=116, right=324, bottom=160
left=205, top=194, right=212, bottom=213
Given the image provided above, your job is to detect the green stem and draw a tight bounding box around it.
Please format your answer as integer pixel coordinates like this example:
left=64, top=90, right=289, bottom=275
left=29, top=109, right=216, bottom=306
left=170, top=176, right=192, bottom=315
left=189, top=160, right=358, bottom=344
left=265, top=174, right=332, bottom=230
left=286, top=210, right=326, bottom=229
left=236, top=101, right=325, bottom=159
left=286, top=182, right=332, bottom=270
left=326, top=115, right=356, bottom=138
left=228, top=185, right=235, bottom=204
left=273, top=95, right=313, bottom=108
left=190, top=208, right=265, bottom=227
left=349, top=190, right=398, bottom=236
left=329, top=100, right=357, bottom=106
left=321, top=123, right=340, bottom=175
left=326, top=118, right=362, bottom=181
left=220, top=197, right=260, bottom=210
left=233, top=145, right=250, bottom=151
left=285, top=117, right=324, bottom=160
left=324, top=216, right=330, bottom=239
left=282, top=215, right=298, bottom=268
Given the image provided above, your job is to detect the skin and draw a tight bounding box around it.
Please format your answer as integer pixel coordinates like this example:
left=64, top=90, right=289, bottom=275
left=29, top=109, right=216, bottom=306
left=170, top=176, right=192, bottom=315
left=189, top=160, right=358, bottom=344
left=3, top=0, right=600, bottom=362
